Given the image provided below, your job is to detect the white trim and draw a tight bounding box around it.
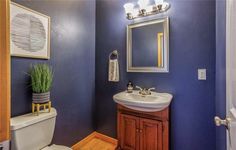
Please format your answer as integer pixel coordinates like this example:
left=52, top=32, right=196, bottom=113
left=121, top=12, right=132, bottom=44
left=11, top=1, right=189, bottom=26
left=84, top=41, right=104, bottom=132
left=226, top=0, right=231, bottom=117
left=226, top=0, right=232, bottom=116
left=226, top=0, right=230, bottom=148
left=226, top=0, right=235, bottom=149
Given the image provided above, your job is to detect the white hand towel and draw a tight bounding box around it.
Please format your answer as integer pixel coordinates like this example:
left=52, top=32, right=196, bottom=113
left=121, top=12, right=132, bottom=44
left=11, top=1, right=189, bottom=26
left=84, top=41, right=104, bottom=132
left=108, top=59, right=119, bottom=82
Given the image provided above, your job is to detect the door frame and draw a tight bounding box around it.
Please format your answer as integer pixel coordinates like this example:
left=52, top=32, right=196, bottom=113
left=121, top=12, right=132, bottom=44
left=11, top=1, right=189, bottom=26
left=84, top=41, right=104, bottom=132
left=226, top=0, right=235, bottom=149
left=0, top=0, right=10, bottom=143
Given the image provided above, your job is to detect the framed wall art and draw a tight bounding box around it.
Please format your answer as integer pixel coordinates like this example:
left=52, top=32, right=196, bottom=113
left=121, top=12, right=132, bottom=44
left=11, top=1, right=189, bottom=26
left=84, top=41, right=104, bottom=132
left=10, top=2, right=50, bottom=59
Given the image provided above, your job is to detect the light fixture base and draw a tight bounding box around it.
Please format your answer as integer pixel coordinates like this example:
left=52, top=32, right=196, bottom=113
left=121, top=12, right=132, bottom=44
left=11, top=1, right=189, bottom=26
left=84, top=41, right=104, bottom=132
left=124, top=2, right=171, bottom=20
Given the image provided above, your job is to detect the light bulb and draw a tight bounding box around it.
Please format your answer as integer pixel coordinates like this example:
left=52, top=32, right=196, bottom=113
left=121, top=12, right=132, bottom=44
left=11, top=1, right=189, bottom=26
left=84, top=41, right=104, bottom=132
left=138, top=0, right=149, bottom=10
left=155, top=0, right=164, bottom=10
left=124, top=3, right=134, bottom=14
left=155, top=0, right=164, bottom=5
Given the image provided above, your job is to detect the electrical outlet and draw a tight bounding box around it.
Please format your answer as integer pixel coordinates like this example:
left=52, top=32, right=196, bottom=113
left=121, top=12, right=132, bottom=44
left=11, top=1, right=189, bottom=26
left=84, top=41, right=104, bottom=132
left=198, top=69, right=206, bottom=80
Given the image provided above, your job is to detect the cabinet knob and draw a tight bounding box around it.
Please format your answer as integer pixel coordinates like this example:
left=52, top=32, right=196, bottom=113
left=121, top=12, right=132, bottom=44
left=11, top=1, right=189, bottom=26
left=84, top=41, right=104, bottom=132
left=136, top=129, right=139, bottom=132
left=140, top=129, right=142, bottom=133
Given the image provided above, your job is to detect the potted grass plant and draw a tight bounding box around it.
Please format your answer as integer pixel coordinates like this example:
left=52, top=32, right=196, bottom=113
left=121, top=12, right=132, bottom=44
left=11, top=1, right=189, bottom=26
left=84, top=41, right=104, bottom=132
left=29, top=64, right=53, bottom=103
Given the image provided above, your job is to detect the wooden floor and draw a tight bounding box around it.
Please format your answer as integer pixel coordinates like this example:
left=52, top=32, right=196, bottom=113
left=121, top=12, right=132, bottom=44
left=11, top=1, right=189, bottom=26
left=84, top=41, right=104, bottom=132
left=72, top=132, right=117, bottom=150
left=78, top=137, right=117, bottom=150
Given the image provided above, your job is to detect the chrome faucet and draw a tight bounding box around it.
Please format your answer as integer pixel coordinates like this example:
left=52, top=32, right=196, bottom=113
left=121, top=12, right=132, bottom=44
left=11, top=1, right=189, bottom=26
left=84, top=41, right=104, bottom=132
left=136, top=86, right=155, bottom=96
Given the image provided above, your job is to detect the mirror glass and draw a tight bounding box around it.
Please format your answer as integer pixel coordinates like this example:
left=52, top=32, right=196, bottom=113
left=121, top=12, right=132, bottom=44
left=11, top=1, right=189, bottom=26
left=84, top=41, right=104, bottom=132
left=127, top=18, right=169, bottom=72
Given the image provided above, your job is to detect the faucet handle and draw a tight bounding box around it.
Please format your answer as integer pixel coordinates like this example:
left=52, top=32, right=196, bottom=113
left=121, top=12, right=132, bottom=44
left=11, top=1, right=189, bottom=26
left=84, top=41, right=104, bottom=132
left=148, top=87, right=155, bottom=92
left=136, top=86, right=143, bottom=91
left=147, top=87, right=155, bottom=95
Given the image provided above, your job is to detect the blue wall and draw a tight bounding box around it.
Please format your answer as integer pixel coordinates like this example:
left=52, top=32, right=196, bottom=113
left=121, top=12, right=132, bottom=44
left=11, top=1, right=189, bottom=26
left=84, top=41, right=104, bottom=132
left=95, top=0, right=216, bottom=150
left=10, top=0, right=224, bottom=149
left=11, top=0, right=95, bottom=146
left=216, top=0, right=226, bottom=149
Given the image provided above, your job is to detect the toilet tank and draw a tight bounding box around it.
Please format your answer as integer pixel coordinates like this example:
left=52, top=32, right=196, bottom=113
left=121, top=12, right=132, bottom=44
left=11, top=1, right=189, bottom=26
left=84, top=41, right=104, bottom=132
left=11, top=108, right=57, bottom=150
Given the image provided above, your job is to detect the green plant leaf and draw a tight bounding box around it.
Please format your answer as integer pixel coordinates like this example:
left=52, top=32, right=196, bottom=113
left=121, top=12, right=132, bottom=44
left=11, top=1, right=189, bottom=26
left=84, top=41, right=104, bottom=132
left=29, top=63, right=53, bottom=93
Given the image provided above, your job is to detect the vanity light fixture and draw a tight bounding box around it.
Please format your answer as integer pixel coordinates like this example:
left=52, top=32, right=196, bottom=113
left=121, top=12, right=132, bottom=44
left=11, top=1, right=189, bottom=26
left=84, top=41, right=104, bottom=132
left=123, top=0, right=170, bottom=20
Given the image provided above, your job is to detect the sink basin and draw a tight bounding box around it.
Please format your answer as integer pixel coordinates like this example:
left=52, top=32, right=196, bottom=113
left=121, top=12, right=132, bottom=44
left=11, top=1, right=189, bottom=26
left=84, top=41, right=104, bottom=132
left=113, top=90, right=173, bottom=112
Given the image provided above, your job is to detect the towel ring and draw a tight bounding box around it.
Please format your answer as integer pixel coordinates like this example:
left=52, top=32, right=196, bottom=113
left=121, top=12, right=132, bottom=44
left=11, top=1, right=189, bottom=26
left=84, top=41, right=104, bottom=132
left=109, top=50, right=119, bottom=59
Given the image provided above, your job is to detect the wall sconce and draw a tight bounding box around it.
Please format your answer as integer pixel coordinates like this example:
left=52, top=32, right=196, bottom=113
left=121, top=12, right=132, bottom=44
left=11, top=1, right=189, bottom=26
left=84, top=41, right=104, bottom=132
left=124, top=0, right=170, bottom=20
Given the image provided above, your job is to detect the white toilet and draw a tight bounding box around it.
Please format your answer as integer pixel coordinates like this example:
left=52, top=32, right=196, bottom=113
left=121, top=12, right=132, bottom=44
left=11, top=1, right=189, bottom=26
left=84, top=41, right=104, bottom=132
left=10, top=108, right=72, bottom=150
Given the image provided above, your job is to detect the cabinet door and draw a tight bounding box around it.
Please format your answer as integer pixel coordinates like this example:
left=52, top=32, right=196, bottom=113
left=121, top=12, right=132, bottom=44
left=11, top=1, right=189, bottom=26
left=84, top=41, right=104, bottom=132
left=120, top=114, right=139, bottom=150
left=140, top=118, right=163, bottom=150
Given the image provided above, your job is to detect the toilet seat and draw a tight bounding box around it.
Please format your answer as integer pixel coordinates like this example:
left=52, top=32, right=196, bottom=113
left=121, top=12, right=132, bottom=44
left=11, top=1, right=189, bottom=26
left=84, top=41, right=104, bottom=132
left=41, top=144, right=72, bottom=150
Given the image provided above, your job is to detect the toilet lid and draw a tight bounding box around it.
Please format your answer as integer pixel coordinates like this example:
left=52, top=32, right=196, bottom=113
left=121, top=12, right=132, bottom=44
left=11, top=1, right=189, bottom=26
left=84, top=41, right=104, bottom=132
left=42, top=144, right=72, bottom=150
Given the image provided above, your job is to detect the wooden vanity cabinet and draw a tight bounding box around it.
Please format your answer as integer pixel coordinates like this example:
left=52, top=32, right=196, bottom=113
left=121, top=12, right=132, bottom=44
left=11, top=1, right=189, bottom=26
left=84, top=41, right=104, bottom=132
left=117, top=104, right=169, bottom=150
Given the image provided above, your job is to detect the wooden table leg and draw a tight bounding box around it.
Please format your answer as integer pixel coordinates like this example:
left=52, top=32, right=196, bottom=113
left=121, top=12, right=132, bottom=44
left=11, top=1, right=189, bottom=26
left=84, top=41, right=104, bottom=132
left=32, top=103, right=35, bottom=114
left=48, top=101, right=51, bottom=112
left=37, top=104, right=40, bottom=116
left=43, top=104, right=46, bottom=111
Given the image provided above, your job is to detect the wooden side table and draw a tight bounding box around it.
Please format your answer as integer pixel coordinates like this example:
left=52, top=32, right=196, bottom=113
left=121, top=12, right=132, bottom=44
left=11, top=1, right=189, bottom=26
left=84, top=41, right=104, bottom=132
left=32, top=101, right=51, bottom=115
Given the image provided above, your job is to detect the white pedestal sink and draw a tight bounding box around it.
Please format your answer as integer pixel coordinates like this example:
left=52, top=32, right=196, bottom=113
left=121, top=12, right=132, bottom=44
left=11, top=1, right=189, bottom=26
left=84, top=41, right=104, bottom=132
left=113, top=90, right=173, bottom=112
